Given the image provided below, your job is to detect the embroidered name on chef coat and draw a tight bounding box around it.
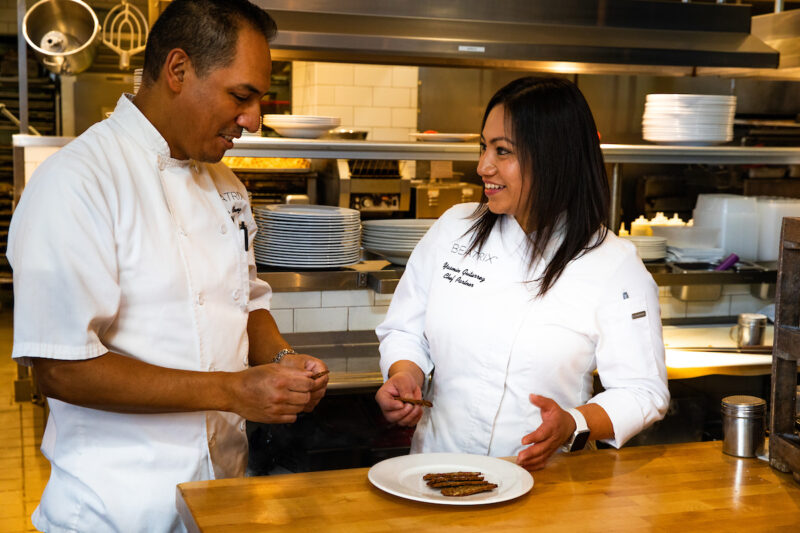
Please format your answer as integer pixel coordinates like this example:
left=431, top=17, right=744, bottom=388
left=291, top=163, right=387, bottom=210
left=441, top=261, right=486, bottom=288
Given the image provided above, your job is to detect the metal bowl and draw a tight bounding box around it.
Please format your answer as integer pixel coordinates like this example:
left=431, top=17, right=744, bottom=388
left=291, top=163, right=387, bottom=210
left=323, top=129, right=368, bottom=140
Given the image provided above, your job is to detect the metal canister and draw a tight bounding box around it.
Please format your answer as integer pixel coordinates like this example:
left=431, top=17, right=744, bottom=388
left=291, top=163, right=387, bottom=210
left=721, top=395, right=766, bottom=458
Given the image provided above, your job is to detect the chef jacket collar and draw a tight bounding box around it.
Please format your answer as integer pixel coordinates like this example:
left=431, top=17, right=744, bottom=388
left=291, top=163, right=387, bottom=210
left=108, top=94, right=192, bottom=170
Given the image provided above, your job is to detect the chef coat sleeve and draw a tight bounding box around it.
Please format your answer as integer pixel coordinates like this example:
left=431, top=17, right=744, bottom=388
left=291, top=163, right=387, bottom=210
left=588, top=258, right=670, bottom=448
left=8, top=154, right=120, bottom=367
left=375, top=221, right=441, bottom=381
left=245, top=219, right=271, bottom=313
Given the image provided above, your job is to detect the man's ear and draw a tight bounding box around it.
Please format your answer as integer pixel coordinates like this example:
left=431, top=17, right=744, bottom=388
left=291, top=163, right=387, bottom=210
left=163, top=48, right=191, bottom=94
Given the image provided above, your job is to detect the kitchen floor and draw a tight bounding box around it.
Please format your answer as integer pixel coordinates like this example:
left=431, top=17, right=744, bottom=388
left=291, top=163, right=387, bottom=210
left=0, top=307, right=48, bottom=532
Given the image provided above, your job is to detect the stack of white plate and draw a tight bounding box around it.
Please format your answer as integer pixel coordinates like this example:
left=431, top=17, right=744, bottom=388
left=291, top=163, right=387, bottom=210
left=642, top=94, right=736, bottom=145
left=253, top=204, right=361, bottom=268
left=262, top=115, right=341, bottom=139
left=362, top=219, right=436, bottom=265
left=622, top=235, right=667, bottom=261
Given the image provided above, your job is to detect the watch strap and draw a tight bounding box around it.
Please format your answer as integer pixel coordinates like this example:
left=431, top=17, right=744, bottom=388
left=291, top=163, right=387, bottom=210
left=272, top=348, right=296, bottom=363
left=562, top=407, right=590, bottom=452
left=566, top=408, right=589, bottom=433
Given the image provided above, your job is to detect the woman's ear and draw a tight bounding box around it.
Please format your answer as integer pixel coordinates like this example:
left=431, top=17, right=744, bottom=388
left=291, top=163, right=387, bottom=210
left=162, top=48, right=191, bottom=93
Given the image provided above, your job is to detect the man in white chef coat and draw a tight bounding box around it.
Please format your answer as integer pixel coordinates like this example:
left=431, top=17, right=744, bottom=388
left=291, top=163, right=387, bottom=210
left=7, top=1, right=328, bottom=531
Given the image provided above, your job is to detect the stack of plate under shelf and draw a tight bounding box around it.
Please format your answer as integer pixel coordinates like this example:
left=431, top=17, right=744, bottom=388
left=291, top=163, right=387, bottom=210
left=253, top=204, right=361, bottom=268
left=622, top=235, right=667, bottom=262
left=362, top=219, right=436, bottom=265
left=642, top=94, right=736, bottom=145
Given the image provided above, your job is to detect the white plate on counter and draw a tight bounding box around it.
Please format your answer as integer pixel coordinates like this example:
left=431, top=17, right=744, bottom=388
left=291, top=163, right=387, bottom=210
left=367, top=452, right=533, bottom=505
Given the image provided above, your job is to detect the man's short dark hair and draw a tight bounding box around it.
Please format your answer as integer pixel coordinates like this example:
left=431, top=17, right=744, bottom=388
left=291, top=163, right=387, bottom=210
left=142, top=0, right=277, bottom=85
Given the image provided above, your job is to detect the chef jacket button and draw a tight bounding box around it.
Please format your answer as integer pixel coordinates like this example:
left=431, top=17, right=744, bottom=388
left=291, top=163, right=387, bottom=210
left=178, top=226, right=187, bottom=237
left=196, top=292, right=205, bottom=306
left=239, top=420, right=246, bottom=432
left=232, top=289, right=240, bottom=300
left=220, top=224, right=227, bottom=235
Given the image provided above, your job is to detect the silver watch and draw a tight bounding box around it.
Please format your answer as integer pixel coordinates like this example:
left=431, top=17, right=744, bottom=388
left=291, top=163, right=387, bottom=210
left=272, top=348, right=296, bottom=363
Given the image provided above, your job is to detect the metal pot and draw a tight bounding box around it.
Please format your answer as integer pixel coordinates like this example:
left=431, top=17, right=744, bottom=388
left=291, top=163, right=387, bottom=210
left=23, top=0, right=100, bottom=75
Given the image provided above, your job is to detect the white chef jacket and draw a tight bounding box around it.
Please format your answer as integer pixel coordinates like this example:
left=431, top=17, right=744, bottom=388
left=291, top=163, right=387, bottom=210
left=8, top=94, right=272, bottom=532
left=377, top=203, right=669, bottom=456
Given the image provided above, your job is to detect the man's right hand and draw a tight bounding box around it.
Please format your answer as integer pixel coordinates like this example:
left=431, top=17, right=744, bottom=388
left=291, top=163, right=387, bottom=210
left=229, top=364, right=315, bottom=424
left=375, top=371, right=424, bottom=426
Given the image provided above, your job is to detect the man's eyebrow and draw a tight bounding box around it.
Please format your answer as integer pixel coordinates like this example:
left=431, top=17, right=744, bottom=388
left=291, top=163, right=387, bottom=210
left=234, top=84, right=265, bottom=96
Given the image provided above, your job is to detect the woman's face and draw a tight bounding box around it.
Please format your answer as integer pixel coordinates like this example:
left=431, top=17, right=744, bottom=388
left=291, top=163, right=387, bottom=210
left=477, top=104, right=531, bottom=229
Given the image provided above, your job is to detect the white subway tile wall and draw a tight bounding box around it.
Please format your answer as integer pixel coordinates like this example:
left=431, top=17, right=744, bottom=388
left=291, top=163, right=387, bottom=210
left=685, top=298, right=731, bottom=318
left=373, top=292, right=394, bottom=306
left=294, top=307, right=348, bottom=333
left=291, top=61, right=419, bottom=143
left=269, top=309, right=294, bottom=334
left=270, top=291, right=321, bottom=310
left=321, top=290, right=374, bottom=307
left=348, top=305, right=390, bottom=331
left=730, top=294, right=772, bottom=316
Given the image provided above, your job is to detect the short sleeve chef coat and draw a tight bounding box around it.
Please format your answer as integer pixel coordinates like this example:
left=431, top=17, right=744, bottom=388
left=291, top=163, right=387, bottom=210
left=377, top=203, right=669, bottom=457
left=7, top=95, right=272, bottom=533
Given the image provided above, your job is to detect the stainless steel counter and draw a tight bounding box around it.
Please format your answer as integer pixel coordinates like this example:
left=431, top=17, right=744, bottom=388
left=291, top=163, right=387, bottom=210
left=256, top=260, right=776, bottom=293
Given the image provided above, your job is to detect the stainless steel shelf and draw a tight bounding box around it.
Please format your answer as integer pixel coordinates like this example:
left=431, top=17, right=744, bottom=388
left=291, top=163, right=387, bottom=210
left=602, top=144, right=800, bottom=165
left=229, top=138, right=800, bottom=165
left=256, top=260, right=403, bottom=292
left=228, top=137, right=481, bottom=161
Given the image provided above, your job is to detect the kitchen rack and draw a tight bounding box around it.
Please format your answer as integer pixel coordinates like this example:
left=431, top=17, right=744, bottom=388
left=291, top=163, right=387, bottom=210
left=228, top=139, right=800, bottom=232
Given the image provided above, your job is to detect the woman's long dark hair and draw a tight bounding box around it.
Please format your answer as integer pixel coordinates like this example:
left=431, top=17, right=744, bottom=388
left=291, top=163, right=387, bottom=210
left=465, top=77, right=610, bottom=296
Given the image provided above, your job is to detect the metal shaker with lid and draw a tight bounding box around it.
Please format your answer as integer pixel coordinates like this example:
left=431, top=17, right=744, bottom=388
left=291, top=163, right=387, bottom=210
left=721, top=395, right=766, bottom=458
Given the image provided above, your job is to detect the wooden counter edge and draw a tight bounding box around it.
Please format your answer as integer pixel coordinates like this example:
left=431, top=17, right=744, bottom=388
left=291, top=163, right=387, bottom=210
left=176, top=485, right=201, bottom=533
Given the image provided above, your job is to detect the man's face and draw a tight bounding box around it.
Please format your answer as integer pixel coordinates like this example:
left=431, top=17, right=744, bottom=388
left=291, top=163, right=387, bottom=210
left=174, top=26, right=272, bottom=162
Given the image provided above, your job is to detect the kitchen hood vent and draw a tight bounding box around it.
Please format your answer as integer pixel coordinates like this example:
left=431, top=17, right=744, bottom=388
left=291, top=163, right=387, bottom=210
left=255, top=0, right=778, bottom=76
left=701, top=8, right=800, bottom=80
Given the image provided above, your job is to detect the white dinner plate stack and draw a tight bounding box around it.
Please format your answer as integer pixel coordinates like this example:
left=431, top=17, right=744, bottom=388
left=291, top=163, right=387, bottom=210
left=642, top=94, right=736, bottom=145
left=362, top=219, right=436, bottom=265
left=262, top=115, right=341, bottom=139
left=622, top=235, right=667, bottom=262
left=253, top=204, right=361, bottom=268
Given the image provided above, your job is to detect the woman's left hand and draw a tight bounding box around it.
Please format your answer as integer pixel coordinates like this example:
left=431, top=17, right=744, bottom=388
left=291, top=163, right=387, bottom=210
left=516, top=394, right=576, bottom=471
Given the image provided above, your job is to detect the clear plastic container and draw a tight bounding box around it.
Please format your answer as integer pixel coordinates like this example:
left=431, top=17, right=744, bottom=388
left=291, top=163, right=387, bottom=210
left=756, top=197, right=800, bottom=261
left=693, top=194, right=758, bottom=260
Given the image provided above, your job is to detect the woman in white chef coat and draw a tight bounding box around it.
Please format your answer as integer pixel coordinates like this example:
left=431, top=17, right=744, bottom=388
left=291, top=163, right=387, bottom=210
left=375, top=77, right=669, bottom=470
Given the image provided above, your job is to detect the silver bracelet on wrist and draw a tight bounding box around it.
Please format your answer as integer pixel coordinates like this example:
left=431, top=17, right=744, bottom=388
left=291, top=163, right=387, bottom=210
left=272, top=348, right=296, bottom=363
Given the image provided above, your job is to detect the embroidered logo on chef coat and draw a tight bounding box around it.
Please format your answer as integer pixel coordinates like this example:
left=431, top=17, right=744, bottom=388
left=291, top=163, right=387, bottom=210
left=441, top=261, right=486, bottom=288
left=218, top=191, right=248, bottom=221
left=449, top=242, right=498, bottom=264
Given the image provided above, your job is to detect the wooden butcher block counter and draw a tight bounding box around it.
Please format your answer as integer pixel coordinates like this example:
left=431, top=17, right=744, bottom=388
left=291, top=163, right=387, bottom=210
left=177, top=441, right=800, bottom=532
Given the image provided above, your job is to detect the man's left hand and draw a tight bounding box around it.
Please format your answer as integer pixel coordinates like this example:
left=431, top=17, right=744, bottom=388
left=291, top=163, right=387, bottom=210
left=279, top=353, right=328, bottom=412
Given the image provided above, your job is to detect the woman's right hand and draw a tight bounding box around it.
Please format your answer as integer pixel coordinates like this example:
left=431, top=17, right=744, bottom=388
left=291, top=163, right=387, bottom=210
left=375, top=371, right=424, bottom=426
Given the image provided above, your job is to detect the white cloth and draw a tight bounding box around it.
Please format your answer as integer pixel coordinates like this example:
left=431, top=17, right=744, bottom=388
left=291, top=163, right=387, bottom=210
left=377, top=203, right=669, bottom=456
left=8, top=95, right=272, bottom=532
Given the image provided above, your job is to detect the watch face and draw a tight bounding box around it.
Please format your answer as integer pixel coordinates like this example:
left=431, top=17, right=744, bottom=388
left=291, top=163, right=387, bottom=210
left=570, top=430, right=590, bottom=452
